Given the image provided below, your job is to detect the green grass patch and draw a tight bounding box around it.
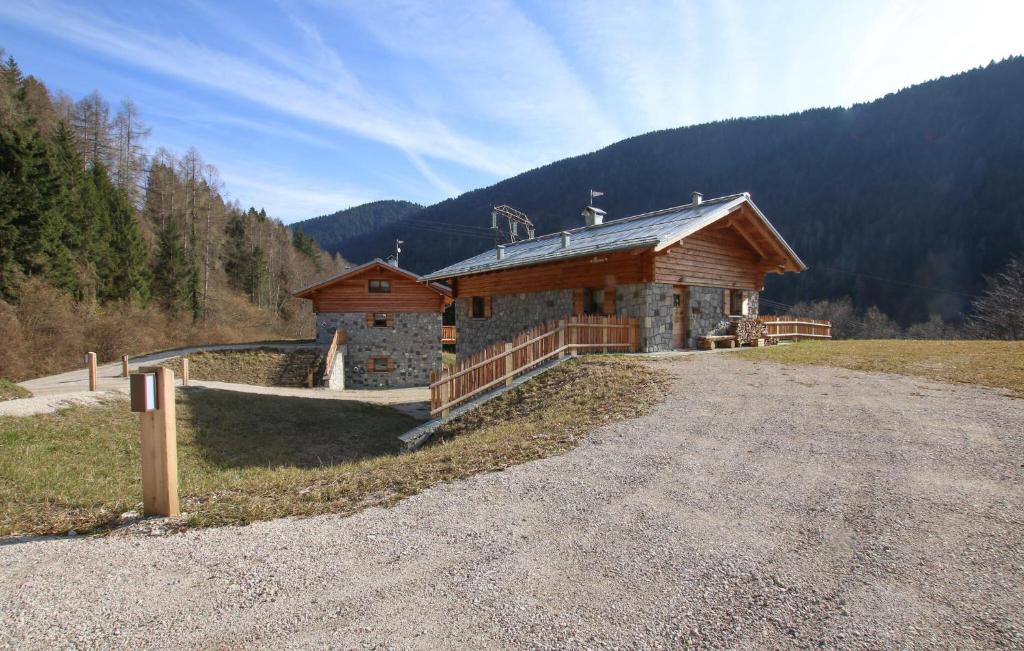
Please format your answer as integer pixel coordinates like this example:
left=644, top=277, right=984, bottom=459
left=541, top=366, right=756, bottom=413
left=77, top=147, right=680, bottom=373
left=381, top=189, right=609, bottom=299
left=161, top=347, right=321, bottom=387
left=737, top=340, right=1024, bottom=395
left=0, top=379, right=31, bottom=401
left=0, top=356, right=668, bottom=536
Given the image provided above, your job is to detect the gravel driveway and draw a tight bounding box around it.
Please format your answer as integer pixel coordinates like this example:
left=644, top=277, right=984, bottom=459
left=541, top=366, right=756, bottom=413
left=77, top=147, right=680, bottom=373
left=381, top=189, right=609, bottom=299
left=1, top=355, right=1021, bottom=649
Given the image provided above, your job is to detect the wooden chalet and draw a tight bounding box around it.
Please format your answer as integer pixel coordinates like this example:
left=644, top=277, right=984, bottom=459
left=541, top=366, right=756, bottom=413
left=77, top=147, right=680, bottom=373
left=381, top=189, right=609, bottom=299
left=421, top=192, right=806, bottom=355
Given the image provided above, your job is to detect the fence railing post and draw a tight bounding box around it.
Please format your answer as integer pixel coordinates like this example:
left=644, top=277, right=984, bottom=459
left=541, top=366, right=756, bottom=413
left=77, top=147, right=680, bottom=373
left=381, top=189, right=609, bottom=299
left=505, top=342, right=514, bottom=387
left=181, top=357, right=190, bottom=387
left=557, top=320, right=566, bottom=358
left=122, top=355, right=129, bottom=378
left=86, top=352, right=98, bottom=391
left=440, top=368, right=451, bottom=418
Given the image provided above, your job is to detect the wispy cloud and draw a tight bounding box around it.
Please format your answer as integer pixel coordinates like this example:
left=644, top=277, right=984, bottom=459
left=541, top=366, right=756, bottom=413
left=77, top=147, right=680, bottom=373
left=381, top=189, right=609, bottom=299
left=0, top=0, right=515, bottom=194
left=333, top=0, right=623, bottom=164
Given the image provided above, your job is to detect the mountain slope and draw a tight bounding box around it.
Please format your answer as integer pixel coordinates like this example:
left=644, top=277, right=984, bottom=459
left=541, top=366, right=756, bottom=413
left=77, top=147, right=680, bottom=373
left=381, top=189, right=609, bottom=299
left=324, top=58, right=1024, bottom=325
left=292, top=200, right=422, bottom=259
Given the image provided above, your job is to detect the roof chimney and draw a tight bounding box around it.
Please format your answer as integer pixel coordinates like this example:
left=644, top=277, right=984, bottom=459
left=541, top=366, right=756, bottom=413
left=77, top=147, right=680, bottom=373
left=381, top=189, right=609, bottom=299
left=692, top=191, right=703, bottom=206
left=386, top=254, right=399, bottom=267
left=560, top=231, right=571, bottom=249
left=581, top=205, right=606, bottom=227
left=496, top=244, right=506, bottom=260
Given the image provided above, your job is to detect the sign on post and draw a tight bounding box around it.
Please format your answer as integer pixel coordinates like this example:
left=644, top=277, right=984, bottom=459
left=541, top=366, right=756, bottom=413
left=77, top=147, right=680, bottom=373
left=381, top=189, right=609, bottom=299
left=131, top=366, right=180, bottom=517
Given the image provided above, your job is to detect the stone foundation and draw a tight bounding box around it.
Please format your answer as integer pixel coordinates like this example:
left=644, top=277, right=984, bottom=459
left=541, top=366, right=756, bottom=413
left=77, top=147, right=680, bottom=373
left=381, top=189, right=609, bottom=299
left=315, top=312, right=441, bottom=388
left=615, top=283, right=675, bottom=352
left=455, top=289, right=573, bottom=358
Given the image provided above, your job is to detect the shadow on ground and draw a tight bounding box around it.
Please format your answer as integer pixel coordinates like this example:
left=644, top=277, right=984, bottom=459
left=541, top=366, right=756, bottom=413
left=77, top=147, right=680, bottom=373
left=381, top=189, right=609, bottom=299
left=181, top=387, right=416, bottom=469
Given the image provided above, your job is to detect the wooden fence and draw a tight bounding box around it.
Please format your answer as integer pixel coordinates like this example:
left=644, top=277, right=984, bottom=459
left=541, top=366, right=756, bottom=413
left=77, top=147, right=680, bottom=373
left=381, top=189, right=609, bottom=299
left=441, top=325, right=457, bottom=344
left=758, top=315, right=832, bottom=339
left=429, top=314, right=638, bottom=417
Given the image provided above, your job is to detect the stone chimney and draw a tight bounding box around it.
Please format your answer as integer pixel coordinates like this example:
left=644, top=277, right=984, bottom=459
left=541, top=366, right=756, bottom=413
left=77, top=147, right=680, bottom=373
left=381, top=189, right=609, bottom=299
left=581, top=205, right=606, bottom=227
left=692, top=191, right=703, bottom=206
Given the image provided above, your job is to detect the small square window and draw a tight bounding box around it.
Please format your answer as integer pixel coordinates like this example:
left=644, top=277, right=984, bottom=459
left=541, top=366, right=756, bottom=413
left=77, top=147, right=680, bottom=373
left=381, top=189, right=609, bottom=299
left=368, top=279, right=391, bottom=293
left=368, top=356, right=392, bottom=372
left=373, top=313, right=388, bottom=327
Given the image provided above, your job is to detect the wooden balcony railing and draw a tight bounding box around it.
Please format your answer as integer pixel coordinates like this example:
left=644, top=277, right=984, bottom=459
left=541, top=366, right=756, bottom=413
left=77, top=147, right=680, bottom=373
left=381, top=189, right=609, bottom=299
left=429, top=314, right=638, bottom=417
left=441, top=325, right=457, bottom=344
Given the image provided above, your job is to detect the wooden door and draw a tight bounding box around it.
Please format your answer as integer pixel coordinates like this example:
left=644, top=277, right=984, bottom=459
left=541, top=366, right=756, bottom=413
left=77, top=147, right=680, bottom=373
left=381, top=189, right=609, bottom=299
left=672, top=286, right=688, bottom=348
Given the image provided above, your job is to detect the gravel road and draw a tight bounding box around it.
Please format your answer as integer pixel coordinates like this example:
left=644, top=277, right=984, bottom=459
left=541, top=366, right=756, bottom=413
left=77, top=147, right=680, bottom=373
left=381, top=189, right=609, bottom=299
left=2, top=355, right=1021, bottom=649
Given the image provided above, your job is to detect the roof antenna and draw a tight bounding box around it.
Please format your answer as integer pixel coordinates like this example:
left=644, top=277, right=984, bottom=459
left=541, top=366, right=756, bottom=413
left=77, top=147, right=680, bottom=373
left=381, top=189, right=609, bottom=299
left=392, top=239, right=403, bottom=267
left=590, top=189, right=604, bottom=206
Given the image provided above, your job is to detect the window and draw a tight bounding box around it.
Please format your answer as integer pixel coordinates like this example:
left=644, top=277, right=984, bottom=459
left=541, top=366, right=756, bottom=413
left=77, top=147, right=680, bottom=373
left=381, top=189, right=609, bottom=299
left=368, top=356, right=393, bottom=372
left=470, top=296, right=491, bottom=319
left=584, top=288, right=605, bottom=315
left=726, top=290, right=748, bottom=316
left=373, top=313, right=388, bottom=327
left=368, top=279, right=391, bottom=293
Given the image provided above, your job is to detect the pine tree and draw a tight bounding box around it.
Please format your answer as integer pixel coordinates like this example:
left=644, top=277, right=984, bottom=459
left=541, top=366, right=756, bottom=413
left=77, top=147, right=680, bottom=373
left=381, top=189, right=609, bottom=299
left=151, top=218, right=190, bottom=313
left=223, top=211, right=250, bottom=291
left=106, top=182, right=151, bottom=303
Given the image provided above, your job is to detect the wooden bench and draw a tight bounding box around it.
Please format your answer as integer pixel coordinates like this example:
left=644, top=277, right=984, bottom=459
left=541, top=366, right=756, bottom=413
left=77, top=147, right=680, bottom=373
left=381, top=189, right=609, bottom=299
left=698, top=335, right=738, bottom=350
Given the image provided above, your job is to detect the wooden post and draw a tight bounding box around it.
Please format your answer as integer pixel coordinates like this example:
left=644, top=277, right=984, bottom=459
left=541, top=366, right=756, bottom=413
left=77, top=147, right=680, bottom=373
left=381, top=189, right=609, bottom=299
left=602, top=323, right=608, bottom=354
left=181, top=357, right=190, bottom=387
left=557, top=319, right=566, bottom=358
left=137, top=366, right=180, bottom=517
left=121, top=355, right=130, bottom=378
left=440, top=368, right=451, bottom=419
left=570, top=317, right=578, bottom=356
left=505, top=342, right=514, bottom=387
left=86, top=352, right=98, bottom=391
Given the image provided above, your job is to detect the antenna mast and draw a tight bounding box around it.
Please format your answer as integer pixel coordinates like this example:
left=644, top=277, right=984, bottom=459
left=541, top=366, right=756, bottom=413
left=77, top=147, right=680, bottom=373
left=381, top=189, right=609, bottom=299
left=490, top=205, right=535, bottom=245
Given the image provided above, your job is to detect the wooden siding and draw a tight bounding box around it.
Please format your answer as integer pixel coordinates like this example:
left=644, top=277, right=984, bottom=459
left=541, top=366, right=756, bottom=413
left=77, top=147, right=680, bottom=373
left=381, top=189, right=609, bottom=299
left=654, top=226, right=764, bottom=290
left=311, top=267, right=447, bottom=313
left=453, top=249, right=651, bottom=298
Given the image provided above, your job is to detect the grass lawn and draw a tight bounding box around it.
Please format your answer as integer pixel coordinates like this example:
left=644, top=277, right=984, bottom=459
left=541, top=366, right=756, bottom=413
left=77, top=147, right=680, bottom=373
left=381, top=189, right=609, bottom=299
left=0, top=379, right=31, bottom=402
left=737, top=339, right=1024, bottom=395
left=0, top=356, right=667, bottom=536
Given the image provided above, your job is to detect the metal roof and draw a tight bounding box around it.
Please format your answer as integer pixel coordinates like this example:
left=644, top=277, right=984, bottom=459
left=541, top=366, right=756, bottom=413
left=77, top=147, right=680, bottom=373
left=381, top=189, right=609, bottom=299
left=293, top=258, right=452, bottom=298
left=421, top=193, right=805, bottom=281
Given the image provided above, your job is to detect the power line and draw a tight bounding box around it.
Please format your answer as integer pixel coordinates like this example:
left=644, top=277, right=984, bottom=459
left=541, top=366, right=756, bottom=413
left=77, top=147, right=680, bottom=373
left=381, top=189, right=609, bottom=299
left=814, top=265, right=972, bottom=297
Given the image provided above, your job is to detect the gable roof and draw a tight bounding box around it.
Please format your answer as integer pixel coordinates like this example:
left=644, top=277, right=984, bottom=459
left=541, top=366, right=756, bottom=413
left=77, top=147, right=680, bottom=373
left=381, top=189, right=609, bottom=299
left=293, top=259, right=452, bottom=298
left=421, top=193, right=806, bottom=281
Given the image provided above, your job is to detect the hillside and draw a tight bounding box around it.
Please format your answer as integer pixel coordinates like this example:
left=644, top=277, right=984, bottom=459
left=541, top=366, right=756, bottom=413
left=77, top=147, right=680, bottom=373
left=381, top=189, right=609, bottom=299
left=0, top=51, right=347, bottom=381
left=323, top=57, right=1024, bottom=326
left=291, top=200, right=422, bottom=259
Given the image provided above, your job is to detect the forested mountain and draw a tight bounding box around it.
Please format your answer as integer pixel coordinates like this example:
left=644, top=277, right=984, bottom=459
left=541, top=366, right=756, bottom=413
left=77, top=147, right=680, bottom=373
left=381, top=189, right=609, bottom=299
left=291, top=200, right=421, bottom=260
left=323, top=57, right=1024, bottom=326
left=0, top=50, right=346, bottom=380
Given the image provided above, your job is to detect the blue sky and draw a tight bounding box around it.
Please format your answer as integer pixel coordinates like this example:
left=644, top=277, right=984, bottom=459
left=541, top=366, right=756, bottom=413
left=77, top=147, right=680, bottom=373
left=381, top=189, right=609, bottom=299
left=1, top=1, right=1022, bottom=223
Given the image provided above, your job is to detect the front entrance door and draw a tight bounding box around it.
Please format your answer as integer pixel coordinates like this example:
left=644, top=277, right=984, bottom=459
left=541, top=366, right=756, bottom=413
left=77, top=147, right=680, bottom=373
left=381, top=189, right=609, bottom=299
left=672, top=286, right=688, bottom=348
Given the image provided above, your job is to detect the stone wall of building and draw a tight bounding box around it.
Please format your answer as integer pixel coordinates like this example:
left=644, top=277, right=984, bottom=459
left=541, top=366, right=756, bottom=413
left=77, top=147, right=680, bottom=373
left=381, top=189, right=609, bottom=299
left=315, top=312, right=441, bottom=388
left=455, top=289, right=573, bottom=358
left=615, top=282, right=675, bottom=352
left=684, top=288, right=760, bottom=347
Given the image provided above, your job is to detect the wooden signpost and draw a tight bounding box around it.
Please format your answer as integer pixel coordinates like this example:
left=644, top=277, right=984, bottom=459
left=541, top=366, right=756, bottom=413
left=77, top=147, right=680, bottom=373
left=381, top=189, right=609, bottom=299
left=121, top=355, right=130, bottom=378
left=181, top=357, right=190, bottom=387
left=130, top=366, right=180, bottom=517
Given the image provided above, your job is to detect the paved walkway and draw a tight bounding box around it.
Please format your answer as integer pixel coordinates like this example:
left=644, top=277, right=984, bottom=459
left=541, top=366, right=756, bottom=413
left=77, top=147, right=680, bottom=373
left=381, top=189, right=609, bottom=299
left=3, top=343, right=429, bottom=419
left=1, top=355, right=1020, bottom=648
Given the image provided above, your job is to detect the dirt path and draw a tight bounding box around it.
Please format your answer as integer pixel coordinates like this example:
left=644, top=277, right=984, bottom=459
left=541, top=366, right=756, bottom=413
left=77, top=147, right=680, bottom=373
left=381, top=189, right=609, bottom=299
left=1, top=355, right=1021, bottom=649
left=1, top=343, right=430, bottom=420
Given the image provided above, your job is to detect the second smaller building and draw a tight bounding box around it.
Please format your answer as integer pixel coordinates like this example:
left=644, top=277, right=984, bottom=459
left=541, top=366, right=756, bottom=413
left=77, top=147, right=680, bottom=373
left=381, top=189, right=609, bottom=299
left=293, top=259, right=452, bottom=388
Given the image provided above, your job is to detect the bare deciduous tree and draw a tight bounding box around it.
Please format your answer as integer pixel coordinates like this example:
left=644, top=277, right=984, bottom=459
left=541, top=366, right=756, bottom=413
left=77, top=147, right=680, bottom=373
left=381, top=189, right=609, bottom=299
left=967, top=257, right=1024, bottom=339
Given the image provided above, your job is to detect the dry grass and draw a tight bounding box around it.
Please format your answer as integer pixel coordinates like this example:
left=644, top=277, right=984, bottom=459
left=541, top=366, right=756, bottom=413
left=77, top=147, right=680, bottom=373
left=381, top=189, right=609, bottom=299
left=161, top=348, right=320, bottom=387
left=0, top=379, right=31, bottom=401
left=0, top=356, right=668, bottom=536
left=737, top=339, right=1024, bottom=395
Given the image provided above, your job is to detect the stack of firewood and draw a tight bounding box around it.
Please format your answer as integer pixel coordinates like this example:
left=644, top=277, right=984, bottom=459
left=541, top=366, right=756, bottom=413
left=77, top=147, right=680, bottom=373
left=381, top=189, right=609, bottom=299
left=731, top=317, right=769, bottom=344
